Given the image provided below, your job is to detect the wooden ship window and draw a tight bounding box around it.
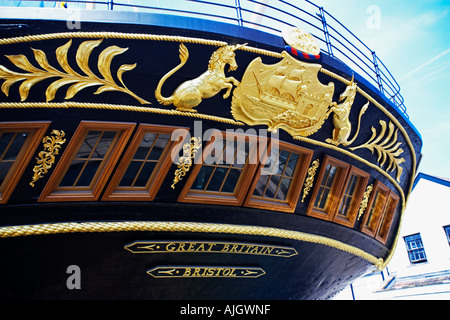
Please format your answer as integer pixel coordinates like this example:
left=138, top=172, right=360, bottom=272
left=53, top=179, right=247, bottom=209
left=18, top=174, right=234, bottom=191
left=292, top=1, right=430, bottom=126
left=361, top=180, right=399, bottom=243
left=178, top=131, right=259, bottom=206
left=244, top=141, right=313, bottom=213
left=39, top=121, right=135, bottom=202
left=0, top=122, right=50, bottom=204
left=375, top=190, right=400, bottom=244
left=102, top=124, right=188, bottom=201
left=307, top=156, right=350, bottom=221
left=334, top=167, right=369, bottom=227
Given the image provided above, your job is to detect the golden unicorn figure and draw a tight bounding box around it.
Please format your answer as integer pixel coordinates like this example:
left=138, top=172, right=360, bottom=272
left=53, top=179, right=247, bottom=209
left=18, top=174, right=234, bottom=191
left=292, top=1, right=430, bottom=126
left=326, top=76, right=369, bottom=147
left=155, top=42, right=246, bottom=112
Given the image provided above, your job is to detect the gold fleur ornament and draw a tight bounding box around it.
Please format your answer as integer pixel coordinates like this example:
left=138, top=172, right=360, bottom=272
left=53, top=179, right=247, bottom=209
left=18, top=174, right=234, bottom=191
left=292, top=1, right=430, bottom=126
left=0, top=39, right=149, bottom=104
left=30, top=129, right=66, bottom=187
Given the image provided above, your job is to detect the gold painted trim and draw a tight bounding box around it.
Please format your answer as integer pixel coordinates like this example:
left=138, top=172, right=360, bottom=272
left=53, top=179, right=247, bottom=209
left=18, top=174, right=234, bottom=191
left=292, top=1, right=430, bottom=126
left=301, top=159, right=320, bottom=202
left=30, top=129, right=66, bottom=187
left=171, top=137, right=202, bottom=189
left=357, top=184, right=373, bottom=221
left=0, top=101, right=243, bottom=126
left=0, top=221, right=383, bottom=269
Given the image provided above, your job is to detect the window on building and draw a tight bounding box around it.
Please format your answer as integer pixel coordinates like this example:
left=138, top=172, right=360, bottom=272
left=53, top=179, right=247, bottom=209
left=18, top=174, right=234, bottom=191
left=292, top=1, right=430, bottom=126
left=404, top=233, right=428, bottom=264
left=39, top=121, right=135, bottom=202
left=244, top=141, right=313, bottom=213
left=444, top=226, right=450, bottom=246
left=102, top=124, right=188, bottom=201
left=178, top=130, right=259, bottom=206
left=0, top=122, right=50, bottom=204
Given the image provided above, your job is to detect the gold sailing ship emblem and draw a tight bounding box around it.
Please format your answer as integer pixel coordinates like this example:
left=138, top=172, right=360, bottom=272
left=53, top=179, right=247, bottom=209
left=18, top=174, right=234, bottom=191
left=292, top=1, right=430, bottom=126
left=231, top=51, right=335, bottom=137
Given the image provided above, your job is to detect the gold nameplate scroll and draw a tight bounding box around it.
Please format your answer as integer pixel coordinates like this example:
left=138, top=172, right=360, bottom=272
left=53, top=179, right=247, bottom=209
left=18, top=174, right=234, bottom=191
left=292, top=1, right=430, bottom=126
left=147, top=266, right=266, bottom=278
left=125, top=240, right=298, bottom=258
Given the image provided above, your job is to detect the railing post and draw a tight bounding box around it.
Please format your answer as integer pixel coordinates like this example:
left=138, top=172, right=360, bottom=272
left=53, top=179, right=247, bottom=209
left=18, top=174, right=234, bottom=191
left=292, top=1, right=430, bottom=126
left=372, top=51, right=384, bottom=94
left=108, top=0, right=114, bottom=10
left=235, top=0, right=244, bottom=26
left=317, top=7, right=333, bottom=57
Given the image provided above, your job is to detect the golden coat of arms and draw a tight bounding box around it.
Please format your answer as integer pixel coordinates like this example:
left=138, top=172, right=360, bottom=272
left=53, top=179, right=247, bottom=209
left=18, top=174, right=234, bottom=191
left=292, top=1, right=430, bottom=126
left=231, top=52, right=335, bottom=137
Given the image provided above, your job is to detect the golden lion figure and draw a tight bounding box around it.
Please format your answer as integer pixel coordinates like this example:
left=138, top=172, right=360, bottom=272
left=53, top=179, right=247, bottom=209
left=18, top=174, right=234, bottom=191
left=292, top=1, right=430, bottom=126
left=155, top=42, right=246, bottom=112
left=326, top=77, right=369, bottom=147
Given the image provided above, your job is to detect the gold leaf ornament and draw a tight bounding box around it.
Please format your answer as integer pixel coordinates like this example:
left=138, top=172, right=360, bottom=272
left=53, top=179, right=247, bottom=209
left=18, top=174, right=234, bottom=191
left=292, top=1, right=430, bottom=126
left=30, top=129, right=66, bottom=187
left=0, top=39, right=149, bottom=104
left=350, top=120, right=405, bottom=182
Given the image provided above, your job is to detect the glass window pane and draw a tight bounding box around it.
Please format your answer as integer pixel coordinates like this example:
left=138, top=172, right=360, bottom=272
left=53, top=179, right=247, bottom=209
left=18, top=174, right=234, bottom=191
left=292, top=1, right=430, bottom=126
left=76, top=160, right=102, bottom=186
left=148, top=134, right=170, bottom=161
left=119, top=161, right=142, bottom=187
left=134, top=132, right=157, bottom=160
left=206, top=167, right=228, bottom=192
left=192, top=165, right=215, bottom=190
left=284, top=152, right=299, bottom=177
left=253, top=174, right=269, bottom=197
left=134, top=161, right=157, bottom=187
left=3, top=132, right=29, bottom=160
left=77, top=131, right=102, bottom=158
left=0, top=162, right=14, bottom=185
left=276, top=177, right=292, bottom=200
left=222, top=168, right=241, bottom=193
left=265, top=174, right=281, bottom=199
left=59, top=160, right=85, bottom=187
left=92, top=131, right=115, bottom=159
left=0, top=132, right=15, bottom=157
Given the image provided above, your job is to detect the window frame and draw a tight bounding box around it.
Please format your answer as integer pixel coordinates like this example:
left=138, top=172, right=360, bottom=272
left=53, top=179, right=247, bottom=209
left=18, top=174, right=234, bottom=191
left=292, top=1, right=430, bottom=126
left=404, top=233, right=428, bottom=264
left=444, top=225, right=450, bottom=246
left=360, top=180, right=390, bottom=237
left=39, top=121, right=135, bottom=202
left=333, top=166, right=370, bottom=228
left=375, top=190, right=400, bottom=244
left=177, top=130, right=260, bottom=206
left=360, top=180, right=399, bottom=244
left=306, top=156, right=351, bottom=221
left=0, top=121, right=50, bottom=204
left=102, top=124, right=188, bottom=201
left=244, top=140, right=313, bottom=213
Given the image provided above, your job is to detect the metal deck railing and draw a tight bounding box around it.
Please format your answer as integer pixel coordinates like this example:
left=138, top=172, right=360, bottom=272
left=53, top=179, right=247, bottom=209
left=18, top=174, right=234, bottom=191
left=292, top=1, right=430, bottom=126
left=0, top=0, right=407, bottom=117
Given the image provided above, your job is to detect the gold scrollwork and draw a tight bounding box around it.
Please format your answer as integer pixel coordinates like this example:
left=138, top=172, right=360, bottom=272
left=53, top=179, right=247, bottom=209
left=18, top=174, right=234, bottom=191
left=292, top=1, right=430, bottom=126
left=0, top=39, right=149, bottom=104
left=30, top=129, right=66, bottom=187
left=357, top=184, right=373, bottom=221
left=171, top=137, right=202, bottom=189
left=351, top=120, right=405, bottom=182
left=301, top=159, right=320, bottom=202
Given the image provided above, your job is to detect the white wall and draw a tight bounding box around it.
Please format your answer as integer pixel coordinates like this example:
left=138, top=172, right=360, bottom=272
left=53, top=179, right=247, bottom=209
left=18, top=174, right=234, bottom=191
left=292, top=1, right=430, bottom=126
left=388, top=177, right=450, bottom=277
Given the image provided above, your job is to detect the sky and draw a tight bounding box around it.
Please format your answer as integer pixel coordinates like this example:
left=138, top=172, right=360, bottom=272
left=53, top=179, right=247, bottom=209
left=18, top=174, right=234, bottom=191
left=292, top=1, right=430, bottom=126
left=313, top=0, right=450, bottom=179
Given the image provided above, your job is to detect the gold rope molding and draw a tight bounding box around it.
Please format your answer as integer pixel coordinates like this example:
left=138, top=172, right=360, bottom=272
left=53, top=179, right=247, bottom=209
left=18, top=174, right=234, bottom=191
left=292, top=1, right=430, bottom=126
left=0, top=220, right=383, bottom=269
left=0, top=101, right=244, bottom=126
